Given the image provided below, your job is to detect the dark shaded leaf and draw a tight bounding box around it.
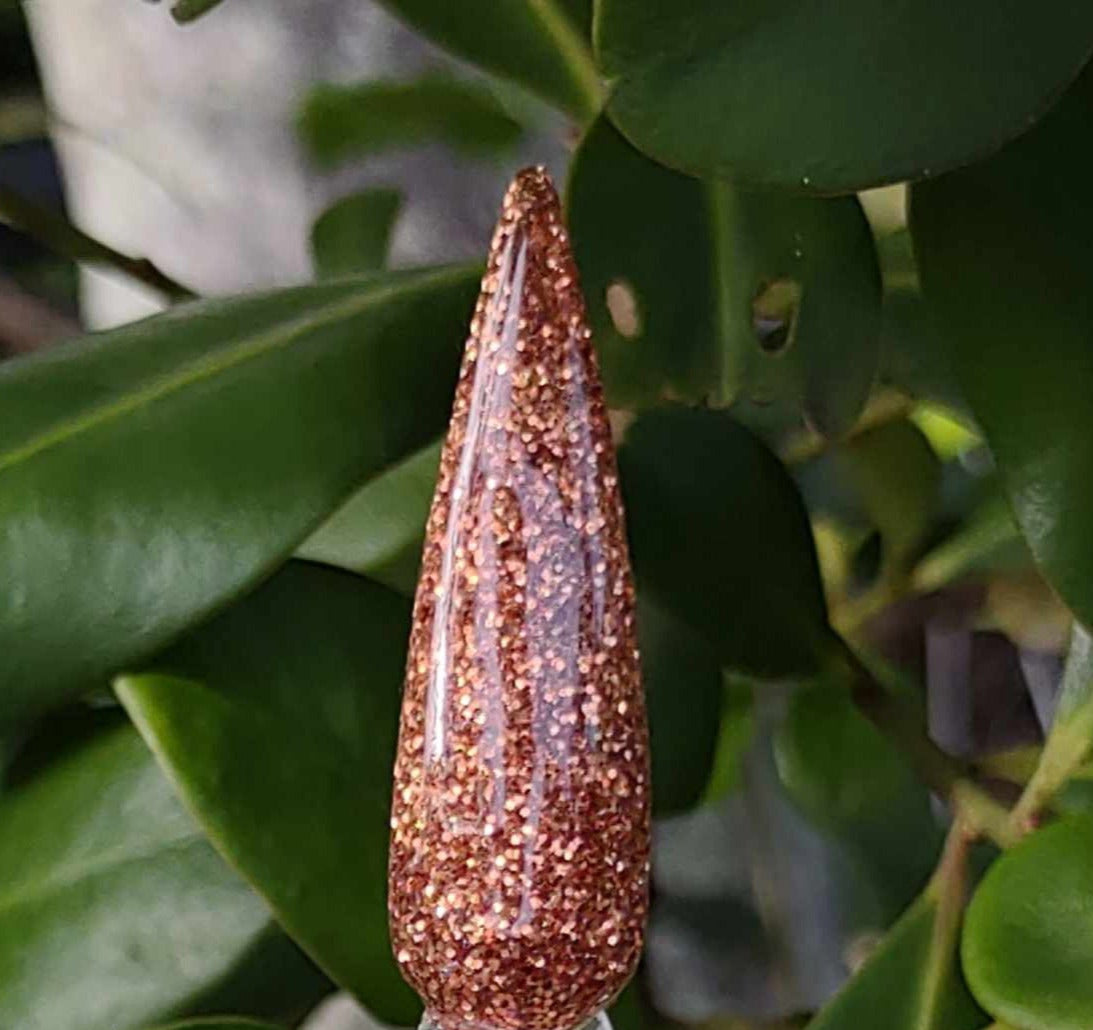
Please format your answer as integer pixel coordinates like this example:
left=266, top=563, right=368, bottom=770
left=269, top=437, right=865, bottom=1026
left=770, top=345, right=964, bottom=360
left=567, top=115, right=717, bottom=408
left=639, top=596, right=724, bottom=815
left=619, top=408, right=830, bottom=677
left=568, top=116, right=880, bottom=433
left=597, top=1, right=1093, bottom=192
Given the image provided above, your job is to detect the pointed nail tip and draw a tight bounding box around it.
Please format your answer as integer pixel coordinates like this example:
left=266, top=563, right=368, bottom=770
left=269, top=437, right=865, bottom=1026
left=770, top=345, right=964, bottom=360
left=505, top=165, right=562, bottom=223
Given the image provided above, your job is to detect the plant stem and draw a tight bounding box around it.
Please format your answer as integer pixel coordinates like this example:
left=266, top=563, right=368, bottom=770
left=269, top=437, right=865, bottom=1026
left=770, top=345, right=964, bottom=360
left=833, top=635, right=1017, bottom=848
left=0, top=187, right=196, bottom=302
left=915, top=820, right=972, bottom=1030
left=782, top=388, right=913, bottom=465
left=1008, top=626, right=1093, bottom=835
left=527, top=0, right=604, bottom=122
left=951, top=781, right=1021, bottom=850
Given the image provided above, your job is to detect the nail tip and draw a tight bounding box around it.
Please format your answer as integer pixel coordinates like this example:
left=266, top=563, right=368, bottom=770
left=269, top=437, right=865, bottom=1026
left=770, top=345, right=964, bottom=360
left=503, top=165, right=563, bottom=226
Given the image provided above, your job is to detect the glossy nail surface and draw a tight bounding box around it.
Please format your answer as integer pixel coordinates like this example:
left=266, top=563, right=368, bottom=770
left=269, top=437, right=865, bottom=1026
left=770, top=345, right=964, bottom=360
left=388, top=167, right=650, bottom=1030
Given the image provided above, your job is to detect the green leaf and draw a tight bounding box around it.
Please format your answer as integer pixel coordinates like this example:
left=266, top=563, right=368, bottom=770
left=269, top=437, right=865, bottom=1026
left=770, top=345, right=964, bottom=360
left=115, top=562, right=420, bottom=1024
left=619, top=407, right=830, bottom=677
left=373, top=0, right=601, bottom=119
left=170, top=0, right=226, bottom=23
left=311, top=190, right=402, bottom=278
left=567, top=114, right=717, bottom=407
left=596, top=1, right=1093, bottom=192
left=150, top=1022, right=282, bottom=1030
left=776, top=687, right=925, bottom=832
left=0, top=266, right=477, bottom=728
left=807, top=892, right=983, bottom=1030
left=963, top=816, right=1093, bottom=1030
left=298, top=438, right=441, bottom=595
left=299, top=77, right=523, bottom=167
left=911, top=64, right=1093, bottom=632
left=838, top=420, right=941, bottom=578
left=775, top=686, right=942, bottom=916
left=701, top=676, right=755, bottom=803
left=606, top=982, right=643, bottom=1030
left=568, top=115, right=881, bottom=433
left=639, top=596, right=724, bottom=816
left=0, top=724, right=324, bottom=1030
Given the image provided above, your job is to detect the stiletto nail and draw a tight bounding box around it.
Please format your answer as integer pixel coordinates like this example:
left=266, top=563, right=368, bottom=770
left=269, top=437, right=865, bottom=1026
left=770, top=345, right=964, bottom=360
left=388, top=166, right=650, bottom=1030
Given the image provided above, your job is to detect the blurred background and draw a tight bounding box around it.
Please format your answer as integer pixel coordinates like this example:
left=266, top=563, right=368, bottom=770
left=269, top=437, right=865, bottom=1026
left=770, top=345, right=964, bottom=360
left=0, top=3, right=1073, bottom=1029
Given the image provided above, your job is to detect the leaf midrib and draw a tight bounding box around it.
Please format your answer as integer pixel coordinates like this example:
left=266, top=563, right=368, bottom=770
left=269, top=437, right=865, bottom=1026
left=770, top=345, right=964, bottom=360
left=0, top=265, right=472, bottom=478
left=525, top=0, right=603, bottom=118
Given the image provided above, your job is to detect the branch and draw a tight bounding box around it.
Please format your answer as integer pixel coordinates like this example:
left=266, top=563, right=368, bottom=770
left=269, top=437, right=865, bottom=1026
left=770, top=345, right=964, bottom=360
left=0, top=187, right=196, bottom=302
left=1009, top=623, right=1093, bottom=834
left=916, top=820, right=973, bottom=1030
left=833, top=635, right=1018, bottom=848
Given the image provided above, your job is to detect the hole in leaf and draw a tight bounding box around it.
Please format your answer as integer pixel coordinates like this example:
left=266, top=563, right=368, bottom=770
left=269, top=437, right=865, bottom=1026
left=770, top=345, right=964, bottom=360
left=751, top=278, right=802, bottom=354
left=606, top=279, right=642, bottom=339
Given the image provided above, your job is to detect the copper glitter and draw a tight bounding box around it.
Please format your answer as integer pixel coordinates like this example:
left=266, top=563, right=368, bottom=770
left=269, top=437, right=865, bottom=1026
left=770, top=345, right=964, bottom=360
left=388, top=167, right=650, bottom=1030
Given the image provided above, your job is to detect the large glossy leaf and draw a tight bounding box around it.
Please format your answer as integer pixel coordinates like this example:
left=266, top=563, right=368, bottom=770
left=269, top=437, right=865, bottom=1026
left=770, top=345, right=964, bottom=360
left=568, top=116, right=880, bottom=433
left=807, top=893, right=983, bottom=1030
left=0, top=266, right=477, bottom=728
left=299, top=78, right=522, bottom=167
left=0, top=725, right=325, bottom=1030
left=115, top=562, right=419, bottom=1024
left=596, top=1, right=1093, bottom=192
left=963, top=816, right=1093, bottom=1030
left=374, top=0, right=601, bottom=119
left=912, top=66, right=1093, bottom=631
left=619, top=407, right=830, bottom=677
left=298, top=438, right=441, bottom=595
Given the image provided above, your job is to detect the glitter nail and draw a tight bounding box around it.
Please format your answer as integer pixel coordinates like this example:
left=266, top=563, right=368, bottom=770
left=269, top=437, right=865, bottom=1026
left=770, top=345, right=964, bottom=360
left=388, top=167, right=650, bottom=1030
